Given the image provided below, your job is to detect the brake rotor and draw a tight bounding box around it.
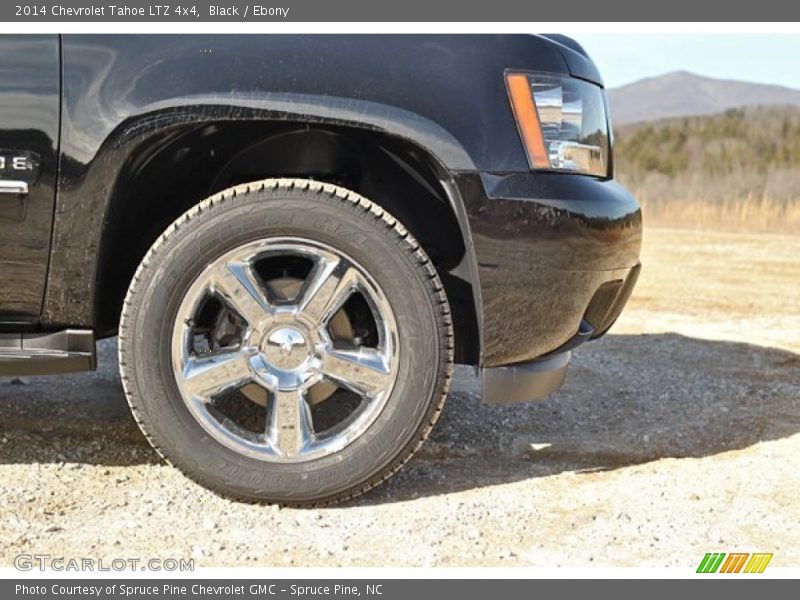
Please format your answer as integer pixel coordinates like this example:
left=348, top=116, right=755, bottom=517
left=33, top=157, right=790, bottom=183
left=239, top=276, right=353, bottom=407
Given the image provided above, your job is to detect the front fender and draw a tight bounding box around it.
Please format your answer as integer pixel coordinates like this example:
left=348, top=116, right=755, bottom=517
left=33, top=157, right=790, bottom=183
left=44, top=98, right=481, bottom=335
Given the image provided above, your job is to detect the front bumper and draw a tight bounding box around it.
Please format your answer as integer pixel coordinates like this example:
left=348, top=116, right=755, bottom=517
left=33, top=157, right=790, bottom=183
left=455, top=171, right=642, bottom=403
left=482, top=262, right=640, bottom=404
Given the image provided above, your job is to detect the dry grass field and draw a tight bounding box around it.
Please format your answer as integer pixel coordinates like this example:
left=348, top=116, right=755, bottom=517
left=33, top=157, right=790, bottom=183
left=634, top=195, right=800, bottom=234
left=615, top=106, right=800, bottom=233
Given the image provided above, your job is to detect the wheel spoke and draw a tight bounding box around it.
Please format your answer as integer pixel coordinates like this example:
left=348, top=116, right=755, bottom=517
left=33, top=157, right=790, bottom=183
left=171, top=237, right=401, bottom=464
left=210, top=260, right=272, bottom=329
left=298, top=257, right=360, bottom=324
left=268, top=389, right=314, bottom=457
left=320, top=347, right=393, bottom=397
left=182, top=351, right=254, bottom=400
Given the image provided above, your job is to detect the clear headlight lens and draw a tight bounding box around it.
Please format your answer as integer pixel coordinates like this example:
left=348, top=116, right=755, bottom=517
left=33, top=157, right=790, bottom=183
left=506, top=72, right=610, bottom=177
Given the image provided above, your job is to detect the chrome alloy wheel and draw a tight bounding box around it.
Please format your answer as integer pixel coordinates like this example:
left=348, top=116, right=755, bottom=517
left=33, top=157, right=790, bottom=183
left=171, top=237, right=399, bottom=463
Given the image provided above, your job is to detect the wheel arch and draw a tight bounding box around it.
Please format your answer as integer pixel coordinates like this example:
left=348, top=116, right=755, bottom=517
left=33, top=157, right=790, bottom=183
left=80, top=107, right=483, bottom=365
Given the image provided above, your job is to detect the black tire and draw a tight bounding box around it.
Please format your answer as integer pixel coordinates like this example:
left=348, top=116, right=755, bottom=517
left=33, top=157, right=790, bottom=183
left=118, top=178, right=453, bottom=505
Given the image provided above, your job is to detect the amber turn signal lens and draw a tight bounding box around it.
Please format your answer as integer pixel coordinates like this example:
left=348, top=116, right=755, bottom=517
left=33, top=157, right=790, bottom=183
left=505, top=72, right=549, bottom=169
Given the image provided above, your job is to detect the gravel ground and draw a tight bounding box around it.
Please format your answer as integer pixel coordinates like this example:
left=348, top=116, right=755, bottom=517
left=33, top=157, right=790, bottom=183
left=1, top=228, right=798, bottom=567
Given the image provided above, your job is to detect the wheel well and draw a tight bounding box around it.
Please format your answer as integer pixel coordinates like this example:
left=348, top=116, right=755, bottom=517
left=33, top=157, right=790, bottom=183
left=95, top=122, right=480, bottom=364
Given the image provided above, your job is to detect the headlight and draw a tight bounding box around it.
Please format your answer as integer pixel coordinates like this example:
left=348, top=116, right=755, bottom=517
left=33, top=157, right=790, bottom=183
left=506, top=72, right=610, bottom=177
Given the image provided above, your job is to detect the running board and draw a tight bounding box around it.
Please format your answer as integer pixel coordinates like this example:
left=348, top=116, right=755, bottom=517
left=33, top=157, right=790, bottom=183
left=0, top=329, right=96, bottom=376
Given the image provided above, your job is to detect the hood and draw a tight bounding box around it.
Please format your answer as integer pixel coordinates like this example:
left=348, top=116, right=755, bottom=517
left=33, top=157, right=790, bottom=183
left=539, top=34, right=604, bottom=87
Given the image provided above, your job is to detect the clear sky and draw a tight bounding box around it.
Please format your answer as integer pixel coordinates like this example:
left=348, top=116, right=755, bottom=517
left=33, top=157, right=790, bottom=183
left=575, top=34, right=800, bottom=90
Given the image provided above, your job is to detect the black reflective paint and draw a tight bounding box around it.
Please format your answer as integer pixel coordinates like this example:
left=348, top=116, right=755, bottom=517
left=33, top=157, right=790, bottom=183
left=0, top=35, right=60, bottom=319
left=44, top=34, right=575, bottom=330
left=0, top=34, right=641, bottom=367
left=460, top=172, right=641, bottom=366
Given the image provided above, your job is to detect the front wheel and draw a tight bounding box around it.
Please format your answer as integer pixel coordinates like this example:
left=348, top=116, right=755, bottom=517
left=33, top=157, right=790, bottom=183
left=118, top=179, right=453, bottom=505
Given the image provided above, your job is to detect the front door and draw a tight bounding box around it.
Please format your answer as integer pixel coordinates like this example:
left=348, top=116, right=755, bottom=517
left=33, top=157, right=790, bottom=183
left=0, top=35, right=60, bottom=325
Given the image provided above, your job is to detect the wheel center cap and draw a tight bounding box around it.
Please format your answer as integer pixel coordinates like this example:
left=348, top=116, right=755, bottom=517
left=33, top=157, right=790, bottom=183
left=262, top=326, right=310, bottom=371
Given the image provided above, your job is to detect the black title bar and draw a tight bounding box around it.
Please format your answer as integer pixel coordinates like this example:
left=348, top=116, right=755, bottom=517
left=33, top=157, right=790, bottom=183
left=2, top=1, right=800, bottom=22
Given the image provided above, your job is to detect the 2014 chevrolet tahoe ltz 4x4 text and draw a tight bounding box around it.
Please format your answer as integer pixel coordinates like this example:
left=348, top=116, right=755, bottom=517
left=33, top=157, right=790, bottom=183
left=0, top=34, right=641, bottom=504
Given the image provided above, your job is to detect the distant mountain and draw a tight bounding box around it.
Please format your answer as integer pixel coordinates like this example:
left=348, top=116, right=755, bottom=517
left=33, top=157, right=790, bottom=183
left=607, top=71, right=800, bottom=125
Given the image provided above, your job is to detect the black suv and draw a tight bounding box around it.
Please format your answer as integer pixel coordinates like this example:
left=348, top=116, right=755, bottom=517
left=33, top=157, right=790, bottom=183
left=0, top=34, right=641, bottom=505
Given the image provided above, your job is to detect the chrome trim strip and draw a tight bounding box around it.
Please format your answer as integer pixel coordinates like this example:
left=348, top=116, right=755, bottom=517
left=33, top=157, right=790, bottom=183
left=0, top=180, right=29, bottom=195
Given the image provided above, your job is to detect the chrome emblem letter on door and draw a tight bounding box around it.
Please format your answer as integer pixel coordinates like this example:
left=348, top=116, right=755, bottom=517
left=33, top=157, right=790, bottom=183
left=0, top=150, right=39, bottom=196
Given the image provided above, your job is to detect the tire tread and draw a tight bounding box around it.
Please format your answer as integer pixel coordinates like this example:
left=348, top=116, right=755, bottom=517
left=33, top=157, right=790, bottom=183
left=118, top=178, right=454, bottom=506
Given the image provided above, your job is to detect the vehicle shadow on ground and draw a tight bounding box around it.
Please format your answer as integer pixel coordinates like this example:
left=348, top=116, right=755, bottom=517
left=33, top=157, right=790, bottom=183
left=1, top=333, right=798, bottom=503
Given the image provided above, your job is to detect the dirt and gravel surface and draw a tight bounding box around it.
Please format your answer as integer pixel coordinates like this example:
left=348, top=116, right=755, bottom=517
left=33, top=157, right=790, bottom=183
left=1, top=228, right=798, bottom=568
